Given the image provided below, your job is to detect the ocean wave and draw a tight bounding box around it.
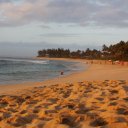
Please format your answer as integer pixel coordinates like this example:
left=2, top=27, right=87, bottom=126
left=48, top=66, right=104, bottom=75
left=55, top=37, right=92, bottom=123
left=23, top=60, right=49, bottom=64
left=0, top=58, right=85, bottom=85
left=0, top=58, right=49, bottom=65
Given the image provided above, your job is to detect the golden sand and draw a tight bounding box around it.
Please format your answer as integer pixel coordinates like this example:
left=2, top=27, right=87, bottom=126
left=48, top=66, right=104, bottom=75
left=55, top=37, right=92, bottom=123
left=0, top=59, right=128, bottom=128
left=0, top=80, right=128, bottom=128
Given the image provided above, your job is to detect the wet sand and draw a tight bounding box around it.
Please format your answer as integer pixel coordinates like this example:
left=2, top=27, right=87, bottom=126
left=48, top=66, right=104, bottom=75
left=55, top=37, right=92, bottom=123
left=0, top=59, right=128, bottom=128
left=0, top=60, right=128, bottom=95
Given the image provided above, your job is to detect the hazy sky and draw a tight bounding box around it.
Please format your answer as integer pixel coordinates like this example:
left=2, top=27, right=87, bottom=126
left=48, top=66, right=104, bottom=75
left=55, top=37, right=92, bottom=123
left=0, top=0, right=128, bottom=57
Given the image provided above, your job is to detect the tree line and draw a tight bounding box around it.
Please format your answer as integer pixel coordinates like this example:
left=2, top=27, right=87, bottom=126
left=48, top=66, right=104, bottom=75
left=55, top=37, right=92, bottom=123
left=38, top=41, right=128, bottom=61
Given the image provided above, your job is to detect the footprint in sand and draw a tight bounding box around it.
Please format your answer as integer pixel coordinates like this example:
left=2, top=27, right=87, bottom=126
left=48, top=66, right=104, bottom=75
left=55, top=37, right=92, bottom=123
left=109, top=101, right=118, bottom=106
left=95, top=97, right=104, bottom=101
left=123, top=97, right=128, bottom=102
left=116, top=116, right=127, bottom=123
left=0, top=112, right=12, bottom=120
left=89, top=117, right=108, bottom=127
left=6, top=114, right=37, bottom=127
left=110, top=90, right=119, bottom=95
left=122, top=85, right=128, bottom=93
left=117, top=107, right=128, bottom=115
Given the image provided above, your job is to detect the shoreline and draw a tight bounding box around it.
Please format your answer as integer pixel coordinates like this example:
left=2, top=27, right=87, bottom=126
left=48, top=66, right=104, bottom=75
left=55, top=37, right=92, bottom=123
left=0, top=58, right=86, bottom=85
left=0, top=58, right=88, bottom=95
left=0, top=58, right=128, bottom=95
left=0, top=58, right=128, bottom=128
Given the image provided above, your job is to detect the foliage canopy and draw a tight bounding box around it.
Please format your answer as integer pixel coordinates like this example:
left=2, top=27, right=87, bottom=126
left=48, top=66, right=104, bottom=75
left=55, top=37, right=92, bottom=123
left=38, top=41, right=128, bottom=61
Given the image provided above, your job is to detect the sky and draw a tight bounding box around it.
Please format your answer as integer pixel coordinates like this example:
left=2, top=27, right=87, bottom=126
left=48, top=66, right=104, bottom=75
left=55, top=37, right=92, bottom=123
left=0, top=0, right=128, bottom=57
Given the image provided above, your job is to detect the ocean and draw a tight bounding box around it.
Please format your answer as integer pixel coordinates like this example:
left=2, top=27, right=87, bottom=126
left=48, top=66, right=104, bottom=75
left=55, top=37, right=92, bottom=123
left=0, top=58, right=85, bottom=85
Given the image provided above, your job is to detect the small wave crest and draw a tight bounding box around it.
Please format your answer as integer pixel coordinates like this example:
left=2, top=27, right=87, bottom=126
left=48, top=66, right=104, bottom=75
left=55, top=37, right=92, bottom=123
left=25, top=60, right=48, bottom=64
left=0, top=58, right=49, bottom=65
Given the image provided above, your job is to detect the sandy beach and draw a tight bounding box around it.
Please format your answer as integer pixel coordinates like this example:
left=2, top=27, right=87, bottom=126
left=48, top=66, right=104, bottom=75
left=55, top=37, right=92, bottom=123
left=0, top=58, right=128, bottom=128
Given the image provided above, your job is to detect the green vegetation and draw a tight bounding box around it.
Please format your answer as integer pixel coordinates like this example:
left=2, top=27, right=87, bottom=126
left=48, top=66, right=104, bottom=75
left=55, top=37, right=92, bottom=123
left=38, top=41, right=128, bottom=61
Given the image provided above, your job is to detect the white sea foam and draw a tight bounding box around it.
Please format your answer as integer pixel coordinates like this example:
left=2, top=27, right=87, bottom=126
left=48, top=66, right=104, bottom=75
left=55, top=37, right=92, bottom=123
left=0, top=58, right=49, bottom=65
left=25, top=60, right=48, bottom=64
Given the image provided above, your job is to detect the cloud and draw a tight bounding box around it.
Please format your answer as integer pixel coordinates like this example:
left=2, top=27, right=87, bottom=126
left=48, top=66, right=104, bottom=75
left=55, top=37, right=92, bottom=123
left=0, top=0, right=128, bottom=27
left=0, top=0, right=10, bottom=3
left=40, top=33, right=81, bottom=37
left=40, top=24, right=51, bottom=29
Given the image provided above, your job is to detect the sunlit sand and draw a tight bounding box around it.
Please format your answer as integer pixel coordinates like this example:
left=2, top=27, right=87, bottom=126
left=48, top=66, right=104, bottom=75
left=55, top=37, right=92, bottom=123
left=0, top=59, right=128, bottom=128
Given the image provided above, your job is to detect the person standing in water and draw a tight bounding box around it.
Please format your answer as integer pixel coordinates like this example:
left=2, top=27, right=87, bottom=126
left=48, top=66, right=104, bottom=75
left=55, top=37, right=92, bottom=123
left=60, top=71, right=64, bottom=75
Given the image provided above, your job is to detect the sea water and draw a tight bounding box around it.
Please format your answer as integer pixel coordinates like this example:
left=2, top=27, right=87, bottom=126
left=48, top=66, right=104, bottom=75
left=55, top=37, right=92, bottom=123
left=0, top=58, right=85, bottom=85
